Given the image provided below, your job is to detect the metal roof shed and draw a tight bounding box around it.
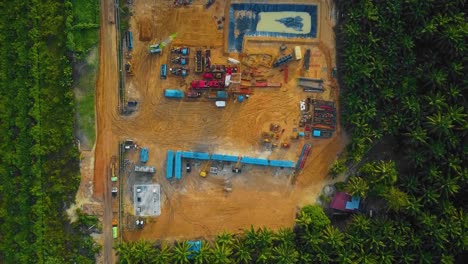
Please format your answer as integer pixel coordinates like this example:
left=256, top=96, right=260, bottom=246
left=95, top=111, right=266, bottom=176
left=330, top=192, right=360, bottom=212
left=211, top=154, right=239, bottom=162
left=240, top=156, right=269, bottom=166
left=269, top=160, right=296, bottom=168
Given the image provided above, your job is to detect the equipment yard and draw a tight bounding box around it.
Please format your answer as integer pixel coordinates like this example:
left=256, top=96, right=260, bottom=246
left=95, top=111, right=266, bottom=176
left=94, top=0, right=345, bottom=248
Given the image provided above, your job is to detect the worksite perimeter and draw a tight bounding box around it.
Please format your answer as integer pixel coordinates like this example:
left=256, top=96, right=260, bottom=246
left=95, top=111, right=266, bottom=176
left=117, top=0, right=344, bottom=242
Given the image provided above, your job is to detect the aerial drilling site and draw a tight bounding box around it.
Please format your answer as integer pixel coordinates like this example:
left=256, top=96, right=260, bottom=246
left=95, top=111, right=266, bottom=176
left=91, top=0, right=344, bottom=249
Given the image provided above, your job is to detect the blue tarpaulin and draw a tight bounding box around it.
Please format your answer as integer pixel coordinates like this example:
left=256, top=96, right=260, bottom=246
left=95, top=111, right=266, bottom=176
left=188, top=240, right=201, bottom=259
left=241, top=156, right=269, bottom=166
left=175, top=151, right=182, bottom=180
left=313, top=130, right=321, bottom=137
left=211, top=154, right=239, bottom=162
left=182, top=151, right=211, bottom=160
left=166, top=150, right=174, bottom=179
left=345, top=196, right=361, bottom=210
left=269, top=160, right=296, bottom=168
left=228, top=3, right=318, bottom=52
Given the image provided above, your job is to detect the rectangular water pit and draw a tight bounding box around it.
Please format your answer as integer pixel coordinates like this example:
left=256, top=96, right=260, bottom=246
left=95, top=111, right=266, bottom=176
left=228, top=3, right=318, bottom=52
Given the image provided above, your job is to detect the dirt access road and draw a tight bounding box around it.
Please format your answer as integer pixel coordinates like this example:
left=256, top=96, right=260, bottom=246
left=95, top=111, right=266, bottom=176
left=94, top=0, right=345, bottom=256
left=94, top=0, right=119, bottom=263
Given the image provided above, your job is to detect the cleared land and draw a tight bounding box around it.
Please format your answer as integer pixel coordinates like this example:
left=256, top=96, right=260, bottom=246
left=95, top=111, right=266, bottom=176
left=94, top=0, right=345, bottom=244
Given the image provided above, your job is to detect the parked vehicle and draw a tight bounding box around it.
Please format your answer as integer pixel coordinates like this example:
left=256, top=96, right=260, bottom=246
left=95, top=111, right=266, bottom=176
left=169, top=67, right=188, bottom=77
left=171, top=47, right=190, bottom=55
left=112, top=220, right=118, bottom=238
left=171, top=56, right=189, bottom=65
left=186, top=90, right=202, bottom=98
left=160, top=64, right=167, bottom=79
left=195, top=50, right=203, bottom=73
left=205, top=49, right=211, bottom=68
left=186, top=163, right=191, bottom=173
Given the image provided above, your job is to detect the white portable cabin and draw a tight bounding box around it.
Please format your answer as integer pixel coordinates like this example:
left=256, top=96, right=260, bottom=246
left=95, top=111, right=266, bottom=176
left=294, top=46, right=302, bottom=60
left=215, top=101, right=226, bottom=108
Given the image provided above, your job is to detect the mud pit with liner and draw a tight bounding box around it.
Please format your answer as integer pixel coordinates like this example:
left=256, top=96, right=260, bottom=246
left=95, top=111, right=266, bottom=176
left=116, top=0, right=345, bottom=241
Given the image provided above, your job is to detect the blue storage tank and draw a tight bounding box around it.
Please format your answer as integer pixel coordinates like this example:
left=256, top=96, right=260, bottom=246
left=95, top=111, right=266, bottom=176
left=237, top=95, right=244, bottom=102
left=211, top=154, right=239, bottom=162
left=240, top=156, right=269, bottom=166
left=166, top=150, right=174, bottom=179
left=269, top=159, right=296, bottom=168
left=140, top=148, right=149, bottom=163
left=298, top=132, right=305, bottom=137
left=181, top=151, right=210, bottom=160
left=175, top=151, right=182, bottom=180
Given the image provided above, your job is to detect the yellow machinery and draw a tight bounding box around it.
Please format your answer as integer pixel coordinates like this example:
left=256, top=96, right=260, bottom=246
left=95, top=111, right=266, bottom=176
left=125, top=61, right=134, bottom=75
left=199, top=161, right=210, bottom=177
left=232, top=159, right=242, bottom=173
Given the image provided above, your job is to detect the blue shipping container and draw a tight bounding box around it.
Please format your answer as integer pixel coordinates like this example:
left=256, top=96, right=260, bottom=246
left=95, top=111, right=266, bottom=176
left=181, top=151, right=210, bottom=160
left=269, top=159, right=296, bottom=168
left=175, top=151, right=182, bottom=180
left=164, top=89, right=184, bottom=98
left=127, top=31, right=133, bottom=50
left=241, top=156, right=269, bottom=166
left=160, top=64, right=167, bottom=79
left=210, top=154, right=239, bottom=162
left=140, top=148, right=149, bottom=163
left=166, top=150, right=174, bottom=179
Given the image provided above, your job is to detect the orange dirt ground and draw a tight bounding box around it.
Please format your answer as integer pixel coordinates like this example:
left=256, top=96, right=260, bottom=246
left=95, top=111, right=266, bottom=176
left=138, top=17, right=153, bottom=41
left=93, top=0, right=345, bottom=244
